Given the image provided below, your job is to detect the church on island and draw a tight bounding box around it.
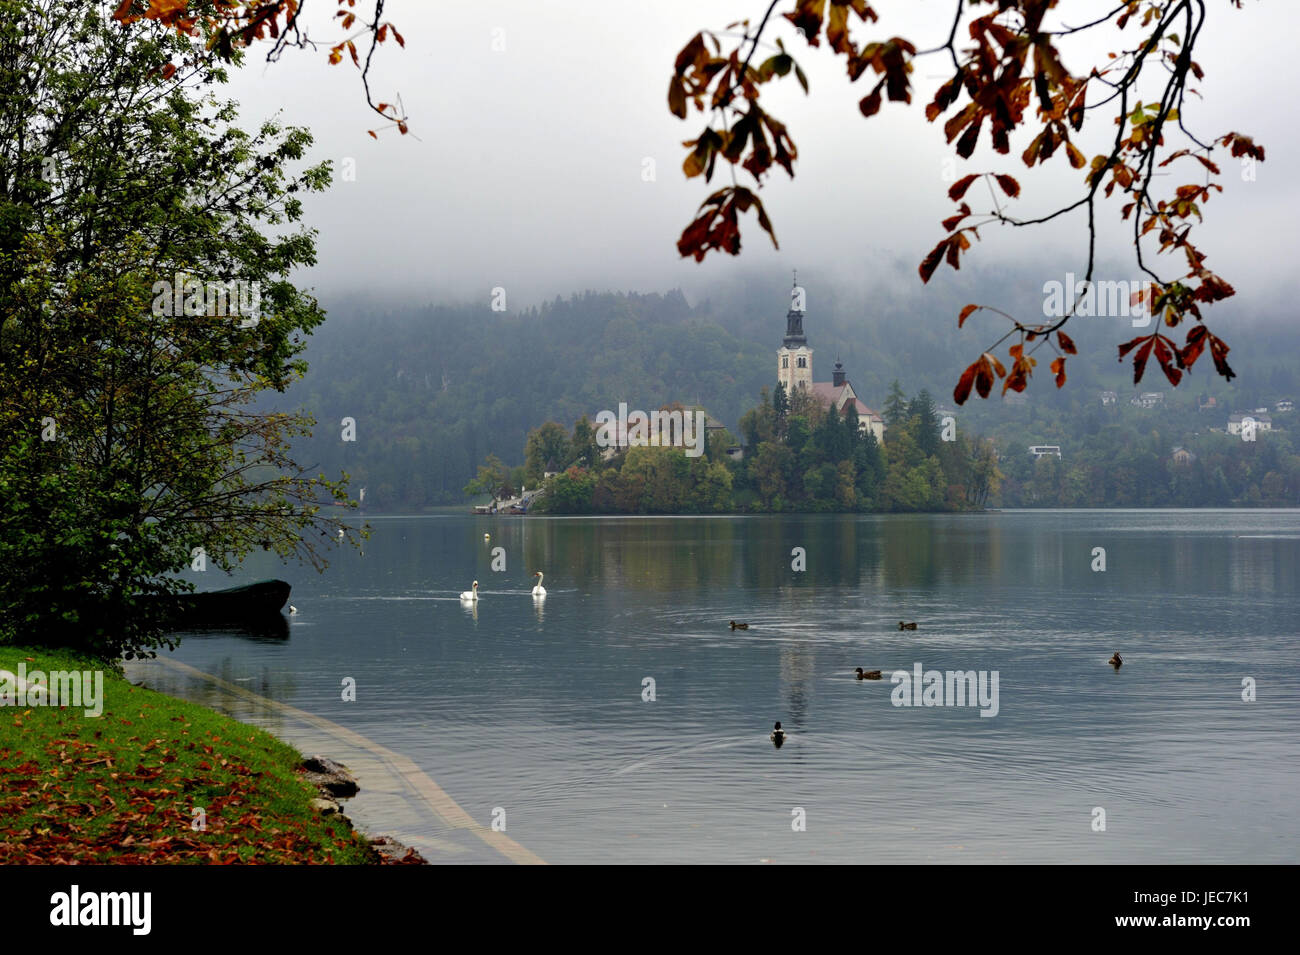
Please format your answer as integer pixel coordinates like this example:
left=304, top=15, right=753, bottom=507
left=776, top=286, right=886, bottom=444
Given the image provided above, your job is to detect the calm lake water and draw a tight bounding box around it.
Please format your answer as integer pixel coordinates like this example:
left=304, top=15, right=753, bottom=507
left=128, top=510, right=1300, bottom=863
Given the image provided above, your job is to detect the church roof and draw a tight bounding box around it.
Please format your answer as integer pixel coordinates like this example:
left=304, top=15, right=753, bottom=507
left=810, top=381, right=883, bottom=422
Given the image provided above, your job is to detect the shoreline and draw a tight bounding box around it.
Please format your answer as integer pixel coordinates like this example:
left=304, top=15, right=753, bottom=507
left=0, top=646, right=377, bottom=864
left=124, top=655, right=547, bottom=865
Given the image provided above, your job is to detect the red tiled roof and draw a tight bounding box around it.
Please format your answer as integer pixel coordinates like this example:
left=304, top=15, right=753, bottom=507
left=809, top=381, right=882, bottom=422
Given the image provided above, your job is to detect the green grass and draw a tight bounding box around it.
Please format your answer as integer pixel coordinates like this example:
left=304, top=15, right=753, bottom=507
left=0, top=646, right=378, bottom=864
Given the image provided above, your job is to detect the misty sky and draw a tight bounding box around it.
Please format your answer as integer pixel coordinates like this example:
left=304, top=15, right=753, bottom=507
left=223, top=0, right=1299, bottom=319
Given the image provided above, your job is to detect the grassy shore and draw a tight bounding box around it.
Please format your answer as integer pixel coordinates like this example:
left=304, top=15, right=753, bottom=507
left=0, top=646, right=378, bottom=864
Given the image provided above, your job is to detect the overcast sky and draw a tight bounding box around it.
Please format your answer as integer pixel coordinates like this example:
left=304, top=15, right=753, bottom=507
left=223, top=0, right=1298, bottom=319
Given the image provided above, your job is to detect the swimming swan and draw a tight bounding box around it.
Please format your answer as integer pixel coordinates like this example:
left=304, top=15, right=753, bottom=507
left=460, top=581, right=479, bottom=601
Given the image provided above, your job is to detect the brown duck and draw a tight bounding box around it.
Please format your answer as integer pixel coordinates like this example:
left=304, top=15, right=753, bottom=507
left=898, top=621, right=918, bottom=631
left=855, top=668, right=883, bottom=680
left=1108, top=652, right=1123, bottom=669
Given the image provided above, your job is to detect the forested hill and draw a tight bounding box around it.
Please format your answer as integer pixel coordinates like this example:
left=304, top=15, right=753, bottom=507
left=270, top=284, right=1298, bottom=510
left=276, top=290, right=774, bottom=507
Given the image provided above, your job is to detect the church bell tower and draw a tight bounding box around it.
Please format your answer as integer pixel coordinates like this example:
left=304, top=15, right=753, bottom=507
left=776, top=274, right=812, bottom=393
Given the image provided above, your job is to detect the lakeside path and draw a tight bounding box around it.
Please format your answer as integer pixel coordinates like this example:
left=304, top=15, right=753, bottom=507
left=125, top=657, right=546, bottom=865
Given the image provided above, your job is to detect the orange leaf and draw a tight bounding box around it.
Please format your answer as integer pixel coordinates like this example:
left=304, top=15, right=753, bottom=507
left=958, top=304, right=978, bottom=327
left=1050, top=356, right=1066, bottom=388
left=1056, top=330, right=1076, bottom=354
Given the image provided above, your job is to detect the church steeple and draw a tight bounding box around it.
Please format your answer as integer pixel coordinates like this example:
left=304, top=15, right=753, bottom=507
left=776, top=276, right=812, bottom=392
left=783, top=270, right=806, bottom=345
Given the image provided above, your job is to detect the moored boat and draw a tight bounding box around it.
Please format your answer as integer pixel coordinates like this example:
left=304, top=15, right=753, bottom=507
left=162, top=579, right=292, bottom=625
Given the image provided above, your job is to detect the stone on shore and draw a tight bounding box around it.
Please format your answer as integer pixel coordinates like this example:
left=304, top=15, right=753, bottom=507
left=299, top=755, right=360, bottom=798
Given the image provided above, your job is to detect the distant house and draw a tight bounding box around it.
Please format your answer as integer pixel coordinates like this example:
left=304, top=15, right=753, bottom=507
left=1275, top=399, right=1294, bottom=413
left=543, top=458, right=560, bottom=478
left=1131, top=392, right=1164, bottom=409
left=1171, top=446, right=1197, bottom=466
left=1028, top=445, right=1062, bottom=459
left=725, top=445, right=744, bottom=461
left=1100, top=390, right=1118, bottom=406
left=1227, top=412, right=1272, bottom=436
left=1197, top=394, right=1218, bottom=411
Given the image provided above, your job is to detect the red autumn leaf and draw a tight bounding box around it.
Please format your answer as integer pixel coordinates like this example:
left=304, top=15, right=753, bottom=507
left=958, top=304, right=978, bottom=327
left=947, top=174, right=979, bottom=202
left=1131, top=336, right=1155, bottom=384
left=1207, top=331, right=1236, bottom=381
left=1181, top=324, right=1207, bottom=368
left=1056, top=330, right=1076, bottom=354
left=918, top=240, right=945, bottom=284
left=955, top=115, right=983, bottom=159
left=975, top=356, right=995, bottom=398
left=993, top=174, right=1020, bottom=198
left=1220, top=133, right=1264, bottom=161
left=1153, top=336, right=1182, bottom=386
left=944, top=232, right=969, bottom=269
left=954, top=361, right=979, bottom=405
left=859, top=85, right=883, bottom=118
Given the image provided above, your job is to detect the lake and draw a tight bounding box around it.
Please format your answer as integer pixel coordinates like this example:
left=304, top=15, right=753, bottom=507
left=126, top=510, right=1300, bottom=863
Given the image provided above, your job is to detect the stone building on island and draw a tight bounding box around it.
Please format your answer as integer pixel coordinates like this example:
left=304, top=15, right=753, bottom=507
left=775, top=284, right=885, bottom=444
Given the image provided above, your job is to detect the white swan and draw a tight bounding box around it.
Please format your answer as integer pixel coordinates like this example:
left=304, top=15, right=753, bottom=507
left=531, top=571, right=546, bottom=598
left=460, top=580, right=479, bottom=601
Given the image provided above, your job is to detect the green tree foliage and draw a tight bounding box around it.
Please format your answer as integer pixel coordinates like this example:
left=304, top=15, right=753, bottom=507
left=514, top=384, right=1001, bottom=514
left=463, top=454, right=510, bottom=505
left=0, top=1, right=348, bottom=658
left=524, top=422, right=570, bottom=486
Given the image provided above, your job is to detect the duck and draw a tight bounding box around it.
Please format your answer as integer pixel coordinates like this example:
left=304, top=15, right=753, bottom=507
left=289, top=605, right=298, bottom=615
left=1108, top=651, right=1123, bottom=669
left=484, top=533, right=490, bottom=541
left=769, top=721, right=786, bottom=746
left=531, top=571, right=546, bottom=598
left=898, top=621, right=918, bottom=630
left=855, top=668, right=883, bottom=680
left=459, top=581, right=479, bottom=602
left=729, top=620, right=749, bottom=630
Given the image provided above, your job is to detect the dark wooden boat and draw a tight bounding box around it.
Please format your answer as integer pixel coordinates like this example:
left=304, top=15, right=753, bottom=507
left=163, top=579, right=292, bottom=624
